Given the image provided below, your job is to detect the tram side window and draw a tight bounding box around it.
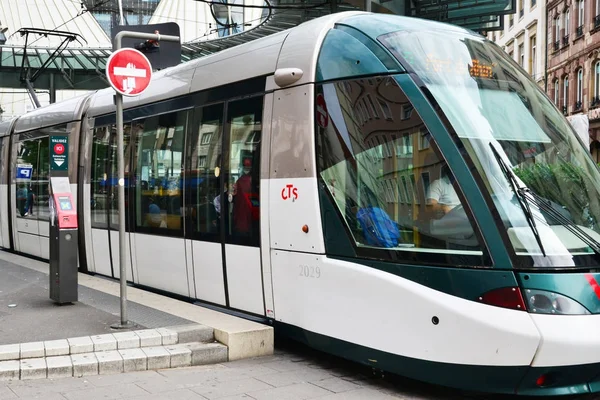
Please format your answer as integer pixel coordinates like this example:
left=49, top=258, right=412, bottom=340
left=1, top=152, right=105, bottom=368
left=133, top=111, right=186, bottom=233
left=108, top=124, right=133, bottom=230
left=316, top=77, right=483, bottom=258
left=225, top=97, right=262, bottom=245
left=16, top=135, right=50, bottom=220
left=186, top=104, right=224, bottom=237
left=91, top=126, right=112, bottom=228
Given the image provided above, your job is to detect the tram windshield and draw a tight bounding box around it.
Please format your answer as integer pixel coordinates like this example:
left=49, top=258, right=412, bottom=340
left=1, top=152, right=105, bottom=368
left=380, top=29, right=600, bottom=267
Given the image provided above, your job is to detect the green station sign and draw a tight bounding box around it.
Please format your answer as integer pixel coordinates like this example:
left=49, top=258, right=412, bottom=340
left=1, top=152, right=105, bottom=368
left=50, top=136, right=68, bottom=171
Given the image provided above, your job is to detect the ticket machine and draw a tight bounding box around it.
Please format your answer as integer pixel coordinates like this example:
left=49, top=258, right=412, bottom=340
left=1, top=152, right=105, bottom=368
left=49, top=177, right=78, bottom=304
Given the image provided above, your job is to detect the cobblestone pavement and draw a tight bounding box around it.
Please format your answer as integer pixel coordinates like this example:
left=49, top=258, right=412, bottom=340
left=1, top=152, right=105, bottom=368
left=1, top=337, right=598, bottom=400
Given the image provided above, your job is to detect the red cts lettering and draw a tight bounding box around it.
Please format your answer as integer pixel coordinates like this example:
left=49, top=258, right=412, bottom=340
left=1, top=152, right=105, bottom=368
left=281, top=184, right=299, bottom=200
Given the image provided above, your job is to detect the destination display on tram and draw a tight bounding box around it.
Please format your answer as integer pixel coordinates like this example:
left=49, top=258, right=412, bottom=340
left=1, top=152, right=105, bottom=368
left=468, top=59, right=493, bottom=79
left=421, top=58, right=495, bottom=79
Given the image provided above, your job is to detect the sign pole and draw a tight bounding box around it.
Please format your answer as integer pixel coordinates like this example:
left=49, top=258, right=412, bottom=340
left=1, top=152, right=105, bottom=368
left=114, top=92, right=131, bottom=329
left=108, top=31, right=179, bottom=329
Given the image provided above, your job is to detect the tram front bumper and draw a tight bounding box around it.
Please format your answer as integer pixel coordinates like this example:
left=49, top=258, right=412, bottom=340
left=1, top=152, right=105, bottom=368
left=515, top=313, right=600, bottom=395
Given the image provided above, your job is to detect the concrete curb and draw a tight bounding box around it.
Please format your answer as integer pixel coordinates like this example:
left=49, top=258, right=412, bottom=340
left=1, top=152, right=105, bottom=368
left=0, top=251, right=275, bottom=362
left=0, top=324, right=228, bottom=381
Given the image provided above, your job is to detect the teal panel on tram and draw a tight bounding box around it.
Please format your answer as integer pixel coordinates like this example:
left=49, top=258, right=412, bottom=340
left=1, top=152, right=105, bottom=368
left=315, top=27, right=402, bottom=82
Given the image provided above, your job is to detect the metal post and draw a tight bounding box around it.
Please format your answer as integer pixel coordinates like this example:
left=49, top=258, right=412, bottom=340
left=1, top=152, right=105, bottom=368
left=112, top=92, right=132, bottom=329
left=109, top=31, right=179, bottom=329
left=49, top=73, right=56, bottom=104
left=24, top=80, right=41, bottom=108
left=118, top=0, right=125, bottom=25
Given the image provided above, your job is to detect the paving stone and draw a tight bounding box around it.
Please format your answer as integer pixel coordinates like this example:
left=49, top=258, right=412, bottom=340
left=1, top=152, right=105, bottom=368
left=20, top=342, right=44, bottom=359
left=90, top=334, right=117, bottom=352
left=44, top=340, right=70, bottom=357
left=0, top=345, right=19, bottom=362
left=119, top=348, right=147, bottom=372
left=113, top=331, right=140, bottom=350
left=181, top=342, right=227, bottom=366
left=311, top=377, right=362, bottom=393
left=126, top=388, right=207, bottom=400
left=156, top=327, right=178, bottom=345
left=17, top=392, right=68, bottom=400
left=96, top=350, right=123, bottom=375
left=67, top=337, right=93, bottom=354
left=222, top=364, right=280, bottom=378
left=212, top=395, right=257, bottom=400
left=191, top=377, right=273, bottom=399
left=70, top=353, right=98, bottom=377
left=62, top=382, right=148, bottom=400
left=255, top=369, right=335, bottom=388
left=5, top=376, right=95, bottom=397
left=141, top=346, right=170, bottom=370
left=20, top=358, right=46, bottom=380
left=247, top=382, right=332, bottom=400
left=0, top=361, right=19, bottom=381
left=260, top=359, right=307, bottom=373
left=0, top=386, right=17, bottom=399
left=315, top=388, right=404, bottom=399
left=134, top=329, right=162, bottom=347
left=46, top=356, right=73, bottom=379
left=165, top=345, right=192, bottom=368
left=83, top=370, right=157, bottom=387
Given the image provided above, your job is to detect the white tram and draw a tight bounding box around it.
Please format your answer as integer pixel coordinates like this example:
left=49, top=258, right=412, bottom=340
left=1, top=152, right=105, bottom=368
left=2, top=12, right=600, bottom=395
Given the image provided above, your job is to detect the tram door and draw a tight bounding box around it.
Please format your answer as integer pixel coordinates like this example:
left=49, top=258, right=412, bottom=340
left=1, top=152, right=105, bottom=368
left=11, top=133, right=51, bottom=259
left=130, top=113, right=190, bottom=297
left=222, top=98, right=264, bottom=315
left=89, top=125, right=136, bottom=282
left=186, top=104, right=228, bottom=306
left=186, top=99, right=265, bottom=315
left=0, top=136, right=9, bottom=249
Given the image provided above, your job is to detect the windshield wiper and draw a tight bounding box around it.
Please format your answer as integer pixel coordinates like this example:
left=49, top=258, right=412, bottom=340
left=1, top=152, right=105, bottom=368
left=489, top=143, right=546, bottom=256
left=489, top=143, right=600, bottom=257
left=517, top=187, right=600, bottom=256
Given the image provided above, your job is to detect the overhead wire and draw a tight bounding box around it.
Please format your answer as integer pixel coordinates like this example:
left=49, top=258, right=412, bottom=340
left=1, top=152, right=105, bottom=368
left=188, top=0, right=323, bottom=43
left=17, top=0, right=110, bottom=46
left=188, top=6, right=272, bottom=42
left=0, top=0, right=111, bottom=65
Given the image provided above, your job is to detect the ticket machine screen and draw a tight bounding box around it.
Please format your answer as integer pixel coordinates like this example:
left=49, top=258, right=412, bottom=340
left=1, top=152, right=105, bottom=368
left=58, top=196, right=73, bottom=211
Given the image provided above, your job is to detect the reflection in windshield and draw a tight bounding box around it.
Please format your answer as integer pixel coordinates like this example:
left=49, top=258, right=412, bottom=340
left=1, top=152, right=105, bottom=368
left=380, top=30, right=600, bottom=267
left=315, top=77, right=485, bottom=267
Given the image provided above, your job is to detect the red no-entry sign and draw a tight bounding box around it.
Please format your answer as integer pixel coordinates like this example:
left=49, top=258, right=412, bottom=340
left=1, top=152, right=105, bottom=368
left=106, top=48, right=152, bottom=96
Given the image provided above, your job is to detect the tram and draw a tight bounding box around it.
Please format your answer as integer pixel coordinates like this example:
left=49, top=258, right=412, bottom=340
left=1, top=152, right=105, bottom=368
left=1, top=11, right=600, bottom=396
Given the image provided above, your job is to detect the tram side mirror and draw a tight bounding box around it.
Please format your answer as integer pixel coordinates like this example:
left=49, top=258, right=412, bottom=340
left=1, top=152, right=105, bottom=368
left=274, top=68, right=304, bottom=87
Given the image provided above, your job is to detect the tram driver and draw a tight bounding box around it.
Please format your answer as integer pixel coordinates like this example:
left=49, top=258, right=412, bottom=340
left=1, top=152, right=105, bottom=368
left=425, top=164, right=459, bottom=219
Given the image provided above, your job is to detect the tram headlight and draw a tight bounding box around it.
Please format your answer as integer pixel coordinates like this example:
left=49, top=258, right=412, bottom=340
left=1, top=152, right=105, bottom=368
left=524, top=289, right=591, bottom=315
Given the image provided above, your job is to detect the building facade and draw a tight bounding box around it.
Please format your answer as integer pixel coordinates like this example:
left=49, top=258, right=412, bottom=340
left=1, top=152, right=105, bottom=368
left=547, top=0, right=600, bottom=161
left=488, top=0, right=546, bottom=88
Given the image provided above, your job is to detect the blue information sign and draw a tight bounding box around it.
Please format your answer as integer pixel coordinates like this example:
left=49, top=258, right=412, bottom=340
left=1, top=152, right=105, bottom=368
left=16, top=164, right=33, bottom=180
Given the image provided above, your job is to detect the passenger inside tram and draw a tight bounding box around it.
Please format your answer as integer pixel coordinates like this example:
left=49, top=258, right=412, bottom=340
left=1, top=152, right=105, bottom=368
left=231, top=156, right=255, bottom=236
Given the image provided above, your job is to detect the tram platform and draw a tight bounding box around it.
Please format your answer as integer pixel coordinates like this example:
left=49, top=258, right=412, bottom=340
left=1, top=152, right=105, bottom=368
left=0, top=250, right=273, bottom=380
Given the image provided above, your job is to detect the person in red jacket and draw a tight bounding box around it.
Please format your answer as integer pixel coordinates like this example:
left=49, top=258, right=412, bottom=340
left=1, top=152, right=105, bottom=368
left=232, top=157, right=253, bottom=235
